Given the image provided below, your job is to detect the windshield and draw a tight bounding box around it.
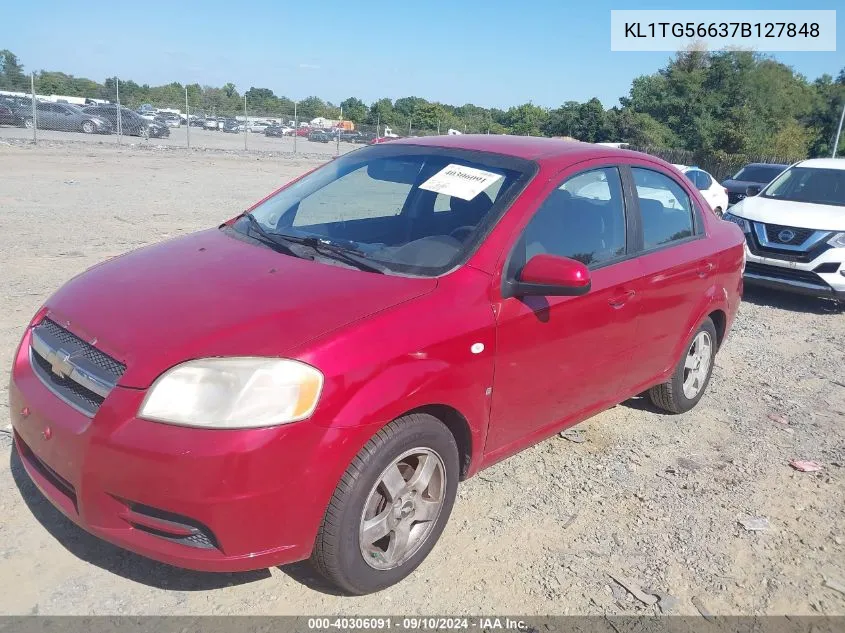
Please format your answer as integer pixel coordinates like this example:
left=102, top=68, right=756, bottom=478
left=239, top=145, right=535, bottom=276
left=733, top=164, right=787, bottom=183
left=761, top=167, right=845, bottom=207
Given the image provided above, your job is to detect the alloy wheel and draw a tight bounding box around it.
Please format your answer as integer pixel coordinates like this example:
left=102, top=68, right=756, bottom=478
left=359, top=447, right=446, bottom=570
left=682, top=331, right=713, bottom=399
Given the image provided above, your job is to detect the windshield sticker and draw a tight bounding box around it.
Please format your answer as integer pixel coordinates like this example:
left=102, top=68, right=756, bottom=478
left=419, top=164, right=503, bottom=201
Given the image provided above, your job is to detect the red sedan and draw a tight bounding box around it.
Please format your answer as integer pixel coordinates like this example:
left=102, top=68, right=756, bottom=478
left=10, top=135, right=744, bottom=594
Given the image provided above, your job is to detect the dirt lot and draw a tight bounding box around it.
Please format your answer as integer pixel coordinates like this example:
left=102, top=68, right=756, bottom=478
left=0, top=140, right=843, bottom=616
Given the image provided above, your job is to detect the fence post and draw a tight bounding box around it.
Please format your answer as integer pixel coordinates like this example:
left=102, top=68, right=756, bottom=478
left=115, top=77, right=121, bottom=144
left=185, top=87, right=190, bottom=149
left=294, top=101, right=297, bottom=154
left=243, top=95, right=248, bottom=151
left=30, top=72, right=36, bottom=144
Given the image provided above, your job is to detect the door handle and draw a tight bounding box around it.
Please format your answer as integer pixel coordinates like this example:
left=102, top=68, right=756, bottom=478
left=697, top=262, right=714, bottom=278
left=608, top=290, right=635, bottom=309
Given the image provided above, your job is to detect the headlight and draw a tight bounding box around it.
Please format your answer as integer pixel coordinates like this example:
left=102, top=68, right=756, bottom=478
left=139, top=357, right=323, bottom=429
left=723, top=212, right=751, bottom=233
left=828, top=232, right=845, bottom=248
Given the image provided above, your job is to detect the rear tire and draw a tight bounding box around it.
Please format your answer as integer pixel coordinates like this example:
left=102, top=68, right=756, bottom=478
left=649, top=317, right=717, bottom=414
left=311, top=413, right=459, bottom=595
left=81, top=120, right=95, bottom=134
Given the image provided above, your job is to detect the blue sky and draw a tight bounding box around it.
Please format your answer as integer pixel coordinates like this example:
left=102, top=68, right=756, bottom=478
left=4, top=0, right=842, bottom=109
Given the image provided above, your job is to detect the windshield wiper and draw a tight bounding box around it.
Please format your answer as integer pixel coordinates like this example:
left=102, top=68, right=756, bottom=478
left=239, top=214, right=304, bottom=258
left=274, top=233, right=387, bottom=274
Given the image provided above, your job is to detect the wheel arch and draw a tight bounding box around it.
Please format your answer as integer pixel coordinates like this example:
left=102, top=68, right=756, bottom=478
left=708, top=308, right=727, bottom=350
left=401, top=404, right=473, bottom=480
left=669, top=285, right=730, bottom=372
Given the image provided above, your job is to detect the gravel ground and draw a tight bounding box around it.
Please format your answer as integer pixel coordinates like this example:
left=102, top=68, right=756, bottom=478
left=1, top=140, right=843, bottom=616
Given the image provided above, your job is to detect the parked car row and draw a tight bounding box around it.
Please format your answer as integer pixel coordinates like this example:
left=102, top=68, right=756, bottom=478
left=0, top=99, right=170, bottom=138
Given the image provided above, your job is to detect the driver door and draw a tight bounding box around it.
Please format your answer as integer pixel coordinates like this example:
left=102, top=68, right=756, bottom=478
left=486, top=163, right=643, bottom=455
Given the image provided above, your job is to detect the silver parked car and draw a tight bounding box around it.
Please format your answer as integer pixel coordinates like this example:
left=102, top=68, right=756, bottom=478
left=29, top=102, right=113, bottom=134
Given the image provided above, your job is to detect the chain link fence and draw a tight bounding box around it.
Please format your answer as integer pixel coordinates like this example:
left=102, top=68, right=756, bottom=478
left=0, top=75, right=500, bottom=157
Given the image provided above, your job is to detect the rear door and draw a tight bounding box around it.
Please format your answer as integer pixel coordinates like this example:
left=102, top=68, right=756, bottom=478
left=624, top=165, right=715, bottom=386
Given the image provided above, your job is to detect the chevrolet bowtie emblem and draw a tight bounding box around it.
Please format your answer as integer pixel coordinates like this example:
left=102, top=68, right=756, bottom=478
left=47, top=348, right=75, bottom=379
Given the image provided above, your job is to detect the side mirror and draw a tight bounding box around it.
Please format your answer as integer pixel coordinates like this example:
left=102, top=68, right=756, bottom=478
left=745, top=184, right=762, bottom=197
left=505, top=254, right=591, bottom=298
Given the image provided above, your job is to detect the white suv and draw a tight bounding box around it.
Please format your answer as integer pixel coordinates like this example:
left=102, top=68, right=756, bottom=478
left=723, top=158, right=845, bottom=301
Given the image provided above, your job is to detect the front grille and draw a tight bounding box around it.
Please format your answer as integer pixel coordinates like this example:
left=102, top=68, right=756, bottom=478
left=30, top=348, right=104, bottom=416
left=36, top=319, right=126, bottom=382
left=745, top=261, right=828, bottom=287
left=29, top=319, right=125, bottom=416
left=763, top=223, right=814, bottom=246
left=745, top=232, right=832, bottom=264
left=728, top=192, right=745, bottom=205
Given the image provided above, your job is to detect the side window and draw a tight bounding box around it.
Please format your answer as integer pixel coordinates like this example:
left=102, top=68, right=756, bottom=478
left=687, top=169, right=710, bottom=190
left=632, top=168, right=694, bottom=249
left=518, top=167, right=627, bottom=268
left=293, top=164, right=412, bottom=227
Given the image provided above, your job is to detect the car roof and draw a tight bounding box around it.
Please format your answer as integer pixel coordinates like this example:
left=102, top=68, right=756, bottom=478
left=795, top=158, right=845, bottom=171
left=389, top=134, right=660, bottom=164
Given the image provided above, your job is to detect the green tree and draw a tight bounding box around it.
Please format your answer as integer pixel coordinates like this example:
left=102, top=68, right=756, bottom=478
left=502, top=103, right=548, bottom=136
left=339, top=97, right=367, bottom=123
left=0, top=50, right=27, bottom=90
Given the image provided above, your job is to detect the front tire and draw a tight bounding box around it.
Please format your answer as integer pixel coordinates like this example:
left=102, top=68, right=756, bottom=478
left=649, top=317, right=717, bottom=414
left=311, top=413, right=459, bottom=595
left=714, top=206, right=723, bottom=218
left=22, top=117, right=33, bottom=129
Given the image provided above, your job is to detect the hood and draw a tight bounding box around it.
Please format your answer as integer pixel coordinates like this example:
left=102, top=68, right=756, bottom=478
left=722, top=179, right=759, bottom=192
left=43, top=228, right=437, bottom=388
left=730, top=195, right=845, bottom=232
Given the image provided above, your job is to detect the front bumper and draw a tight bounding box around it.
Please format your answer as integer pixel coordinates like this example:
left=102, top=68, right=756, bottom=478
left=10, top=328, right=373, bottom=572
left=743, top=245, right=845, bottom=300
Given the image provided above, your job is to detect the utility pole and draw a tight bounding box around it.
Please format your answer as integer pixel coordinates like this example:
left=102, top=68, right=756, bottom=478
left=833, top=101, right=845, bottom=158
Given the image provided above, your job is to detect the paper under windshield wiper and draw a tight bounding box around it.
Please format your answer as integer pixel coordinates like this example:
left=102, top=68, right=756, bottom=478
left=274, top=233, right=387, bottom=274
